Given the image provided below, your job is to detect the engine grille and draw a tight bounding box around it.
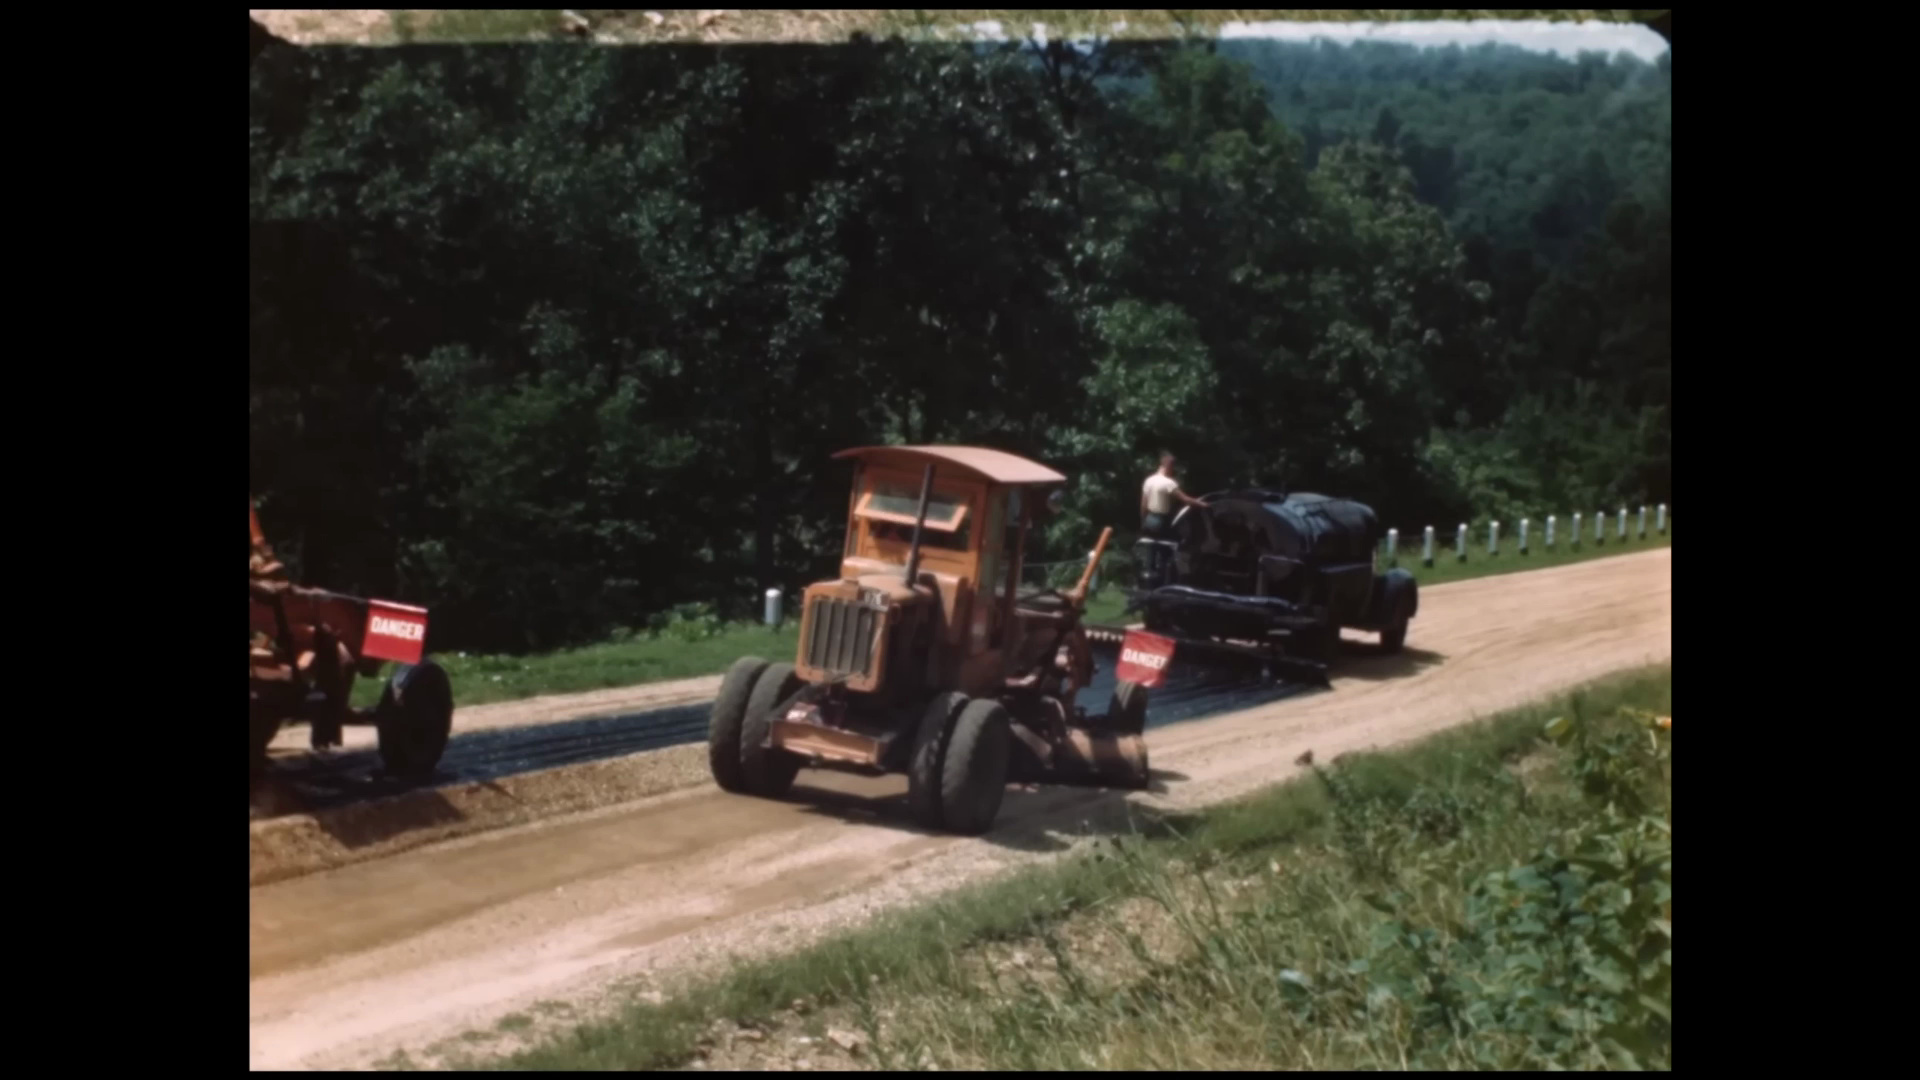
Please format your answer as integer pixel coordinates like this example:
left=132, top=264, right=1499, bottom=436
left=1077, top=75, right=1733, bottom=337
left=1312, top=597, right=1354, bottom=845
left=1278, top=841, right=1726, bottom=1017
left=803, top=596, right=880, bottom=679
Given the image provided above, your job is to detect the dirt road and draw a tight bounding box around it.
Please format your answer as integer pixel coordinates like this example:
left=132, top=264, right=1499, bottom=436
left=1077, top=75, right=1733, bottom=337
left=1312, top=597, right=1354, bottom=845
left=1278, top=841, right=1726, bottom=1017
left=247, top=547, right=1671, bottom=1070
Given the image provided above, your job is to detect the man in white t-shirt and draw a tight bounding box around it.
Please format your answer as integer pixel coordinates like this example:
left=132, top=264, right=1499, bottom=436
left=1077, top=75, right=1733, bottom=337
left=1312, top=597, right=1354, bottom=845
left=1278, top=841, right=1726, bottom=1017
left=1140, top=452, right=1207, bottom=539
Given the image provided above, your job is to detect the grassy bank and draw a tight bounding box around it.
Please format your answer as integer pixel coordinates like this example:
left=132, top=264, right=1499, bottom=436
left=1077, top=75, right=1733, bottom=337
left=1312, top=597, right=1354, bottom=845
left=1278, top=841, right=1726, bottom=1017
left=354, top=621, right=801, bottom=710
left=442, top=664, right=1670, bottom=1071
left=361, top=523, right=1670, bottom=710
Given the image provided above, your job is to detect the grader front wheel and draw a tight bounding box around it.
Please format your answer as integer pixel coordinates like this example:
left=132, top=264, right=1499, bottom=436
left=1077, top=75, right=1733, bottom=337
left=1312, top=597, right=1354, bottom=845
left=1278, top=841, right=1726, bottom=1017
left=709, top=656, right=771, bottom=793
left=740, top=662, right=806, bottom=797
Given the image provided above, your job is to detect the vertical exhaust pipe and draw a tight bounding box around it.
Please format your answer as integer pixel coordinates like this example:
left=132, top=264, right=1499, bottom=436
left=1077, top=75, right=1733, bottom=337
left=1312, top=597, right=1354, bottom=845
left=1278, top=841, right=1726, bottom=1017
left=902, top=463, right=936, bottom=587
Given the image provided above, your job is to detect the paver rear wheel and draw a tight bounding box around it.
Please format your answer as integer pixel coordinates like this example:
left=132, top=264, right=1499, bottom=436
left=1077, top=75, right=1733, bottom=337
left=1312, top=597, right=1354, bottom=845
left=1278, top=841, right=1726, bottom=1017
left=939, top=699, right=1012, bottom=836
left=1378, top=570, right=1416, bottom=654
left=1295, top=622, right=1339, bottom=665
left=1380, top=615, right=1408, bottom=654
left=709, top=657, right=771, bottom=793
left=377, top=659, right=453, bottom=779
left=740, top=662, right=806, bottom=797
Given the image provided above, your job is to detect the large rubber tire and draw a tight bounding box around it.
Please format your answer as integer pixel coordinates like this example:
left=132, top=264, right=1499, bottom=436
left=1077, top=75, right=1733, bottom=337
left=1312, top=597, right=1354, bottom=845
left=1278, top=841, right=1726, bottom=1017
left=377, top=659, right=454, bottom=778
left=1382, top=571, right=1417, bottom=654
left=740, top=662, right=806, bottom=797
left=906, top=692, right=970, bottom=830
left=1106, top=680, right=1149, bottom=736
left=709, top=657, right=771, bottom=793
left=1297, top=622, right=1339, bottom=664
left=1380, top=615, right=1409, bottom=654
left=939, top=699, right=1012, bottom=836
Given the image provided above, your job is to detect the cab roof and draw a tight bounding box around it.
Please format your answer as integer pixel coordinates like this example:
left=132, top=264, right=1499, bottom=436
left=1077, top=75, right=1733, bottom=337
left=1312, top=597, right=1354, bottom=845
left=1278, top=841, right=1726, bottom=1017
left=832, top=445, right=1066, bottom=486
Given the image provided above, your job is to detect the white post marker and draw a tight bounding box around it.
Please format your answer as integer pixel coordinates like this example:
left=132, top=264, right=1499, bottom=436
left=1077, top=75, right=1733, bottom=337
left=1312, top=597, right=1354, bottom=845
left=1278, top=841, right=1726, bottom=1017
left=1546, top=514, right=1556, bottom=550
left=1088, top=550, right=1099, bottom=595
left=1488, top=520, right=1500, bottom=557
left=1423, top=525, right=1435, bottom=568
left=1618, top=507, right=1628, bottom=541
left=1639, top=505, right=1648, bottom=539
left=1456, top=523, right=1468, bottom=562
left=764, top=587, right=782, bottom=627
left=1386, top=527, right=1399, bottom=566
left=1572, top=512, right=1582, bottom=549
left=1658, top=503, right=1667, bottom=535
left=1595, top=511, right=1604, bottom=546
left=1519, top=518, right=1530, bottom=555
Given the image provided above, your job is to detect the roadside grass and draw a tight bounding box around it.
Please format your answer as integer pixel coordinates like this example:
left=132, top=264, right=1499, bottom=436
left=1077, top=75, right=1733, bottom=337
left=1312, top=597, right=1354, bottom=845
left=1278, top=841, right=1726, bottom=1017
left=352, top=620, right=799, bottom=710
left=473, top=664, right=1672, bottom=1071
left=354, top=521, right=1669, bottom=711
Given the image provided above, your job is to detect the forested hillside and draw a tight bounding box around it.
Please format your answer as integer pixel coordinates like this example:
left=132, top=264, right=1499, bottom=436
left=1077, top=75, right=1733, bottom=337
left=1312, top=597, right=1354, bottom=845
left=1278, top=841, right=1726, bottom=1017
left=249, top=35, right=1671, bottom=651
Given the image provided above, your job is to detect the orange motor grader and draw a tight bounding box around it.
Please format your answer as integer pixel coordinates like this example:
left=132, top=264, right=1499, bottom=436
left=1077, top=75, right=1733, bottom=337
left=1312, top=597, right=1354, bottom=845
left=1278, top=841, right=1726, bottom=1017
left=707, top=446, right=1173, bottom=835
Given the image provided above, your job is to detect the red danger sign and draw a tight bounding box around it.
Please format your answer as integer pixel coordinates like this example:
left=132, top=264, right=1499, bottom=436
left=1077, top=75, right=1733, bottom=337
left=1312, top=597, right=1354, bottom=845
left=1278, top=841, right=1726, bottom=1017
left=1116, top=629, right=1177, bottom=688
left=363, top=600, right=429, bottom=665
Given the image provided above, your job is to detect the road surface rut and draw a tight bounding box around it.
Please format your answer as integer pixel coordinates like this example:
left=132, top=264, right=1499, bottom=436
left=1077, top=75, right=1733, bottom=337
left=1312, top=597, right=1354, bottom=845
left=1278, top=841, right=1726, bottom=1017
left=247, top=547, right=1671, bottom=1070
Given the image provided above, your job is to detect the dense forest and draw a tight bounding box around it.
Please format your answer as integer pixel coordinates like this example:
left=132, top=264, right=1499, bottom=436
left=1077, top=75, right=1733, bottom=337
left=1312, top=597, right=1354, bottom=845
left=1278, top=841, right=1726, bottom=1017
left=249, top=35, right=1671, bottom=652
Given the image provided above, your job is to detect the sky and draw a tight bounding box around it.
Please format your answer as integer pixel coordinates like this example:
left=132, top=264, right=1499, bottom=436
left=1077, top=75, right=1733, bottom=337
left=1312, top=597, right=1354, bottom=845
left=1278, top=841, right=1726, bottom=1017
left=969, top=18, right=1670, bottom=63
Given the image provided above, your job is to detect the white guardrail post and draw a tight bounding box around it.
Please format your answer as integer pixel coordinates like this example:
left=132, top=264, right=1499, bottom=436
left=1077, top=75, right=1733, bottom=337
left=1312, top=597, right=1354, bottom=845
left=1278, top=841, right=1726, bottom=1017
left=1456, top=523, right=1467, bottom=562
left=1519, top=517, right=1529, bottom=555
left=1423, top=525, right=1435, bottom=568
left=764, top=588, right=782, bottom=627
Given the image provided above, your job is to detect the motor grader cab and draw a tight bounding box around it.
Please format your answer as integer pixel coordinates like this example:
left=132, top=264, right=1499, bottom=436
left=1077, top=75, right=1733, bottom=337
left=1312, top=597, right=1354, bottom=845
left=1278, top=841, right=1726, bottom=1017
left=707, top=446, right=1167, bottom=835
left=249, top=501, right=454, bottom=782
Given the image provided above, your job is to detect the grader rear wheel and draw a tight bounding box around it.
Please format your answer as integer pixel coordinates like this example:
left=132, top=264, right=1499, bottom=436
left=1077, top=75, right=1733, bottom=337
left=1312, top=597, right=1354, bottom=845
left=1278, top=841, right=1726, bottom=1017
left=938, top=699, right=1012, bottom=835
